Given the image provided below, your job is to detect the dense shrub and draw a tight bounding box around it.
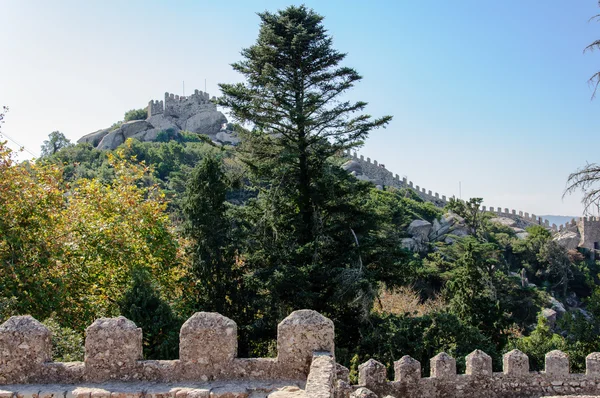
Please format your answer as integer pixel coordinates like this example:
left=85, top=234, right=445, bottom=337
left=124, top=108, right=148, bottom=122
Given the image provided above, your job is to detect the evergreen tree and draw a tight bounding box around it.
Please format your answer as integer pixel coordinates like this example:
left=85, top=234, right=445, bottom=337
left=218, top=5, right=406, bottom=348
left=445, top=242, right=509, bottom=347
left=182, top=154, right=246, bottom=315
left=119, top=268, right=180, bottom=360
left=219, top=5, right=391, bottom=245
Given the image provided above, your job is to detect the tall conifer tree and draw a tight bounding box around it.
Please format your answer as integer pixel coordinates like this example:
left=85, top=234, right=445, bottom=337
left=219, top=5, right=391, bottom=244
left=218, top=6, right=405, bottom=336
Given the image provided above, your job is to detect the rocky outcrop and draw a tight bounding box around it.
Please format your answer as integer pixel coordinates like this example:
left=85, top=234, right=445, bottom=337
left=146, top=114, right=178, bottom=131
left=78, top=128, right=111, bottom=147
left=408, top=220, right=432, bottom=242
left=183, top=109, right=227, bottom=135
left=428, top=213, right=468, bottom=242
left=216, top=130, right=241, bottom=145
left=79, top=90, right=237, bottom=150
left=554, top=230, right=580, bottom=251
left=97, top=120, right=151, bottom=150
left=402, top=212, right=475, bottom=252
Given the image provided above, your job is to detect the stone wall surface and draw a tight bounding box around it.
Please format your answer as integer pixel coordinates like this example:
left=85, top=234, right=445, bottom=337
left=343, top=151, right=578, bottom=233
left=0, top=310, right=334, bottom=386
left=7, top=312, right=600, bottom=397
left=347, top=350, right=600, bottom=398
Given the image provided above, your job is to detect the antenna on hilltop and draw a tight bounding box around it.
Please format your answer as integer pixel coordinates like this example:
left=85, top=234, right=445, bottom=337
left=183, top=81, right=185, bottom=97
left=205, top=79, right=207, bottom=93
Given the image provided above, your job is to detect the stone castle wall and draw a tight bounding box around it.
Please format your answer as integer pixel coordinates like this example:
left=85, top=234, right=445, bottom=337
left=163, top=90, right=216, bottom=120
left=578, top=217, right=600, bottom=250
left=0, top=310, right=333, bottom=386
left=345, top=151, right=579, bottom=233
left=349, top=350, right=600, bottom=397
left=5, top=310, right=600, bottom=397
left=147, top=90, right=217, bottom=120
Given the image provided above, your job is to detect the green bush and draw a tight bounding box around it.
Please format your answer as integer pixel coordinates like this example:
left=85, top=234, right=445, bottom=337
left=124, top=108, right=148, bottom=122
left=42, top=317, right=84, bottom=362
left=507, top=315, right=566, bottom=371
left=119, top=268, right=181, bottom=360
left=345, top=312, right=498, bottom=375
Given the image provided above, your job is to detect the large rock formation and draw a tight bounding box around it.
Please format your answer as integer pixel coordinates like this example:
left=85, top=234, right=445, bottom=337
left=78, top=90, right=235, bottom=150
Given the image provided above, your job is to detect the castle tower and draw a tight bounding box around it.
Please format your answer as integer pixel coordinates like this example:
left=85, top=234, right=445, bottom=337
left=578, top=217, right=600, bottom=251
left=147, top=100, right=164, bottom=117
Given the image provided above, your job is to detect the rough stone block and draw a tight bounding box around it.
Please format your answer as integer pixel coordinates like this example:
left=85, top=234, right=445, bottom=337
left=277, top=310, right=334, bottom=376
left=466, top=349, right=492, bottom=376
left=0, top=391, right=13, bottom=398
left=84, top=316, right=142, bottom=381
left=430, top=352, right=456, bottom=378
left=0, top=315, right=51, bottom=384
left=179, top=312, right=237, bottom=364
left=184, top=391, right=208, bottom=398
left=586, top=352, right=600, bottom=375
left=545, top=350, right=569, bottom=376
left=335, top=363, right=350, bottom=383
left=503, top=349, right=529, bottom=375
left=358, top=359, right=386, bottom=387
left=305, top=353, right=335, bottom=398
left=394, top=355, right=421, bottom=383
left=350, top=388, right=377, bottom=398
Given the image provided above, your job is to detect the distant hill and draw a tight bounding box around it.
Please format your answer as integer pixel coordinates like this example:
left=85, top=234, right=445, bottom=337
left=539, top=215, right=579, bottom=226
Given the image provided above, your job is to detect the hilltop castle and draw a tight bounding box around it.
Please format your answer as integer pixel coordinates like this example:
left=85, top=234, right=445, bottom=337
left=78, top=90, right=238, bottom=150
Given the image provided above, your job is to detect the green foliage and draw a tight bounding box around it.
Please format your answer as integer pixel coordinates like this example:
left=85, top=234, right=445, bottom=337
left=0, top=296, right=18, bottom=324
left=445, top=241, right=510, bottom=347
left=508, top=315, right=566, bottom=371
left=351, top=312, right=498, bottom=374
left=217, top=4, right=408, bottom=355
left=1, top=142, right=183, bottom=331
left=513, top=225, right=579, bottom=298
left=183, top=155, right=244, bottom=313
left=119, top=268, right=180, bottom=360
left=156, top=129, right=178, bottom=143
left=445, top=197, right=490, bottom=237
left=124, top=108, right=148, bottom=122
left=42, top=317, right=84, bottom=362
left=41, top=131, right=72, bottom=157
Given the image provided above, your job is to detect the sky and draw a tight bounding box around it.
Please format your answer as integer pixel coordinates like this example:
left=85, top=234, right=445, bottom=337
left=1, top=0, right=599, bottom=216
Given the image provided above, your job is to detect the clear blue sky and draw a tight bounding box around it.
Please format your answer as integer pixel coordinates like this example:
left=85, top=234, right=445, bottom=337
left=1, top=0, right=599, bottom=216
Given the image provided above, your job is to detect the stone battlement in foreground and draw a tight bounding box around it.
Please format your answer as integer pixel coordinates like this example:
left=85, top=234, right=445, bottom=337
left=0, top=310, right=334, bottom=390
left=4, top=311, right=600, bottom=397
left=349, top=350, right=600, bottom=397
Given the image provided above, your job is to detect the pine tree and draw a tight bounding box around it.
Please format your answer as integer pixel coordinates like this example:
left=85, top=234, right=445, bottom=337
left=182, top=154, right=245, bottom=315
left=218, top=5, right=405, bottom=343
left=219, top=5, right=391, bottom=245
left=119, top=268, right=180, bottom=360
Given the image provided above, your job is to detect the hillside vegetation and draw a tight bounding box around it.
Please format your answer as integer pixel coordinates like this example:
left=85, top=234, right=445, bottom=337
left=2, top=5, right=600, bottom=379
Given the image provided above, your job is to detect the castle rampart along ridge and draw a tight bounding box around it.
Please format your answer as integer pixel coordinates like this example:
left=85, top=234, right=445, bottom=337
left=4, top=312, right=600, bottom=397
left=344, top=151, right=578, bottom=233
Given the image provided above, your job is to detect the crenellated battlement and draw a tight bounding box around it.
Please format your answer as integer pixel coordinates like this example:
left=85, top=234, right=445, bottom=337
left=4, top=313, right=600, bottom=397
left=345, top=151, right=447, bottom=207
left=145, top=90, right=217, bottom=122
left=148, top=100, right=164, bottom=117
left=349, top=349, right=600, bottom=397
left=0, top=310, right=334, bottom=386
left=577, top=216, right=600, bottom=250
left=344, top=151, right=574, bottom=233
